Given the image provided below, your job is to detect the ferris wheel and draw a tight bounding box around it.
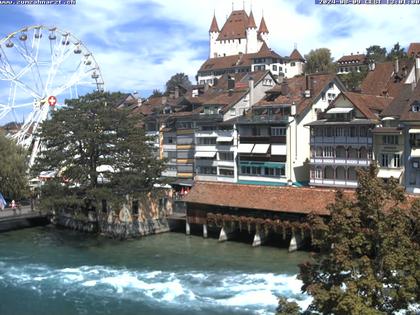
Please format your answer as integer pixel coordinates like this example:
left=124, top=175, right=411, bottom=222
left=0, top=25, right=105, bottom=166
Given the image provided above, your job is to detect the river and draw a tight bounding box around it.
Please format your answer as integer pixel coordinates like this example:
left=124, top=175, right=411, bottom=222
left=0, top=226, right=311, bottom=315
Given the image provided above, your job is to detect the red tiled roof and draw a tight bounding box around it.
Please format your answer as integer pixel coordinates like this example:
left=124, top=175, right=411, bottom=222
left=361, top=60, right=413, bottom=98
left=247, top=11, right=257, bottom=28
left=337, top=54, right=366, bottom=64
left=289, top=49, right=305, bottom=61
left=217, top=10, right=250, bottom=40
left=407, top=43, right=420, bottom=57
left=183, top=182, right=355, bottom=215
left=258, top=16, right=269, bottom=34
left=256, top=73, right=339, bottom=116
left=209, top=14, right=219, bottom=33
left=198, top=44, right=281, bottom=73
left=340, top=92, right=393, bottom=120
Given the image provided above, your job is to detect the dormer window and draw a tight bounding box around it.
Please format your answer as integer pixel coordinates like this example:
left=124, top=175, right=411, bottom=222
left=411, top=101, right=420, bottom=112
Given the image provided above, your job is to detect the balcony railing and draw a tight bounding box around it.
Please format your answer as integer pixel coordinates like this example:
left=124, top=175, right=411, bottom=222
left=310, top=179, right=358, bottom=187
left=311, top=136, right=372, bottom=145
left=310, top=157, right=371, bottom=166
left=240, top=135, right=286, bottom=144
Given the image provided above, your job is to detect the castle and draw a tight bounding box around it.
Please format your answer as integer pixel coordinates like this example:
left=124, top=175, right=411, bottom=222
left=197, top=8, right=305, bottom=85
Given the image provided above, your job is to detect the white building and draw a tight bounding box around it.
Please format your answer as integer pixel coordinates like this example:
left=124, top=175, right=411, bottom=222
left=198, top=9, right=305, bottom=85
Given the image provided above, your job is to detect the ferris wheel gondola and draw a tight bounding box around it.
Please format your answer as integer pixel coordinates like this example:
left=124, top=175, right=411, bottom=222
left=0, top=25, right=105, bottom=166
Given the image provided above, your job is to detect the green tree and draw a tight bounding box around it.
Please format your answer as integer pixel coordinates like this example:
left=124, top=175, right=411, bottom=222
left=151, top=89, right=163, bottom=98
left=304, top=48, right=335, bottom=74
left=296, top=165, right=419, bottom=314
left=165, top=73, right=191, bottom=95
left=366, top=45, right=387, bottom=63
left=387, top=42, right=408, bottom=61
left=338, top=69, right=368, bottom=92
left=0, top=131, right=28, bottom=201
left=276, top=297, right=300, bottom=315
left=32, top=91, right=165, bottom=213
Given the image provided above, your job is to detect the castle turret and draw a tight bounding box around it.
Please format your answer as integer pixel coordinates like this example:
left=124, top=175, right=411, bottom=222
left=246, top=11, right=258, bottom=54
left=258, top=16, right=269, bottom=44
left=209, top=14, right=220, bottom=58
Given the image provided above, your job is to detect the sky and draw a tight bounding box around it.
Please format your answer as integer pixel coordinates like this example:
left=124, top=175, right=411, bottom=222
left=0, top=0, right=419, bottom=99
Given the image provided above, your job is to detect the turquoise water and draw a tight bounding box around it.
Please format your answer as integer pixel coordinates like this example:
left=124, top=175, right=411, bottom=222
left=0, top=227, right=310, bottom=315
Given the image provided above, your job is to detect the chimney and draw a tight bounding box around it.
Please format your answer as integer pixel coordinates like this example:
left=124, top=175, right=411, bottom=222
left=416, top=53, right=420, bottom=84
left=305, top=74, right=311, bottom=98
left=394, top=57, right=399, bottom=74
left=227, top=75, right=235, bottom=91
left=174, top=86, right=179, bottom=99
left=248, top=75, right=254, bottom=107
left=369, top=59, right=376, bottom=71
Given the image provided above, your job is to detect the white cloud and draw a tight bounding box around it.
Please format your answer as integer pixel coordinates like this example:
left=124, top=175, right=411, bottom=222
left=1, top=0, right=420, bottom=102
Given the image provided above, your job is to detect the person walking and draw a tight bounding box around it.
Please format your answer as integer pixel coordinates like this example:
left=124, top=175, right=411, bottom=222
left=0, top=193, right=6, bottom=211
left=11, top=200, right=16, bottom=215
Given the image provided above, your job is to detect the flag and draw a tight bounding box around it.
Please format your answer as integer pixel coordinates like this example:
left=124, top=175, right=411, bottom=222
left=0, top=193, right=6, bottom=210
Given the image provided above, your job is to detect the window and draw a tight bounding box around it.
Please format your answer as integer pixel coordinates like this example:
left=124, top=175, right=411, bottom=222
left=271, top=127, right=286, bottom=136
left=197, top=137, right=217, bottom=145
left=197, top=166, right=217, bottom=175
left=412, top=104, right=420, bottom=112
left=290, top=62, right=296, bottom=67
left=324, top=127, right=333, bottom=137
left=219, top=168, right=234, bottom=177
left=230, top=108, right=236, bottom=116
left=321, top=92, right=326, bottom=101
left=350, top=127, right=358, bottom=137
left=359, top=126, right=368, bottom=137
left=219, top=151, right=234, bottom=161
left=381, top=154, right=389, bottom=168
left=382, top=135, right=398, bottom=145
left=164, top=137, right=174, bottom=144
left=315, top=167, right=322, bottom=179
left=393, top=154, right=401, bottom=168
left=263, top=79, right=273, bottom=86
left=272, top=65, right=278, bottom=71
left=335, top=127, right=345, bottom=137
left=324, top=146, right=335, bottom=157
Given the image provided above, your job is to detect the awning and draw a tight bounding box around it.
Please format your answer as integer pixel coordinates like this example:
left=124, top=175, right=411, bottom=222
left=238, top=143, right=254, bottom=153
left=327, top=107, right=353, bottom=114
left=271, top=144, right=287, bottom=155
left=171, top=179, right=194, bottom=187
left=409, top=129, right=420, bottom=134
left=194, top=151, right=216, bottom=158
left=411, top=149, right=420, bottom=157
left=377, top=169, right=403, bottom=179
left=216, top=136, right=233, bottom=142
left=252, top=144, right=270, bottom=154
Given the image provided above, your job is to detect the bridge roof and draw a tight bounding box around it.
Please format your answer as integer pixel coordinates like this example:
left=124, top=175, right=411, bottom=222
left=183, top=182, right=355, bottom=215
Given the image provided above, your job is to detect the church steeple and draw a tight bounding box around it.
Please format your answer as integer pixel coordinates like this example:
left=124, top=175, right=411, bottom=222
left=209, top=14, right=219, bottom=33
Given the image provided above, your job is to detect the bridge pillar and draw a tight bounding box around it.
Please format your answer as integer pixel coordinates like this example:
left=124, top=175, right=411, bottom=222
left=203, top=223, right=208, bottom=238
left=219, top=225, right=235, bottom=242
left=288, top=229, right=303, bottom=252
left=252, top=230, right=267, bottom=247
left=185, top=221, right=191, bottom=235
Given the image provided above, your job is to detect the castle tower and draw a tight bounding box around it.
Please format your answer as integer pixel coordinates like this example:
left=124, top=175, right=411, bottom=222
left=209, top=13, right=220, bottom=58
left=246, top=10, right=258, bottom=54
left=258, top=15, right=269, bottom=44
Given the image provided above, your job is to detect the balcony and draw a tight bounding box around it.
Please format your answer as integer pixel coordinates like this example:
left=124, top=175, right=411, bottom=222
left=310, top=157, right=371, bottom=166
left=310, top=179, right=358, bottom=188
left=240, top=135, right=286, bottom=144
left=311, top=136, right=372, bottom=145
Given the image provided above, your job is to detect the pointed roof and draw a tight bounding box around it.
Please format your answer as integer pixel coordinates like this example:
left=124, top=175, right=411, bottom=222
left=247, top=11, right=257, bottom=29
left=289, top=48, right=305, bottom=62
left=258, top=16, right=269, bottom=34
left=217, top=10, right=250, bottom=40
left=209, top=14, right=219, bottom=33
